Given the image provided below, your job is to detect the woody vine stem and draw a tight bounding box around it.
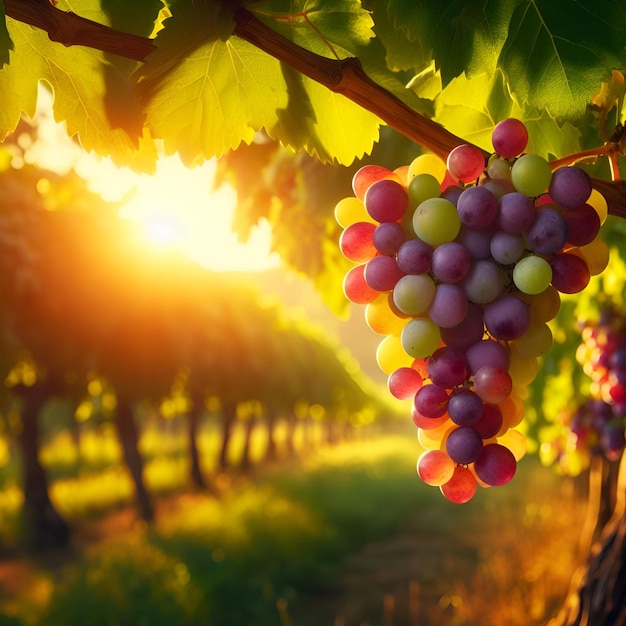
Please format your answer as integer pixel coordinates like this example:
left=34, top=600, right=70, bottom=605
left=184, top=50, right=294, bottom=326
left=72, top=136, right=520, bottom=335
left=4, top=0, right=626, bottom=219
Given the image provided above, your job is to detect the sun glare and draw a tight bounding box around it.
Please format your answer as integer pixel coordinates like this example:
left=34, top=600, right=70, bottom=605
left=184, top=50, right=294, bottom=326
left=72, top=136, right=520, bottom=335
left=26, top=86, right=281, bottom=273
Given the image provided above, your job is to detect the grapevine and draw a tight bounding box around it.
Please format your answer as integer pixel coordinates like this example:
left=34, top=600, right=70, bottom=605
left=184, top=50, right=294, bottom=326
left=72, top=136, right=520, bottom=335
left=336, top=118, right=610, bottom=503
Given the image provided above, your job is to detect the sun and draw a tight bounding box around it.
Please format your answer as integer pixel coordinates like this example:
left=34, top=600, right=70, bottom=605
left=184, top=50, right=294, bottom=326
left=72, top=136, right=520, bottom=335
left=25, top=87, right=281, bottom=273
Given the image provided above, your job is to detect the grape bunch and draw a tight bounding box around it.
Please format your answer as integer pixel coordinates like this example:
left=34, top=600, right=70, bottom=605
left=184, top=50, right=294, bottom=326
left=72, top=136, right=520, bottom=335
left=335, top=118, right=610, bottom=503
left=571, top=306, right=625, bottom=461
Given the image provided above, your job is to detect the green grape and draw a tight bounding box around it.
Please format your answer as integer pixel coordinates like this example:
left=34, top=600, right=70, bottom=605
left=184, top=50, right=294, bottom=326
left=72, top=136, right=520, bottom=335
left=408, top=173, right=441, bottom=206
left=393, top=274, right=436, bottom=315
left=401, top=317, right=441, bottom=359
left=412, top=198, right=461, bottom=246
left=513, top=255, right=553, bottom=294
left=510, top=154, right=552, bottom=197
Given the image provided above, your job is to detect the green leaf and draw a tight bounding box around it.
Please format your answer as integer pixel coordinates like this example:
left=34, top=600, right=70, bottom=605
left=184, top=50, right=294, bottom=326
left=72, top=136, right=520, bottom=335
left=254, top=0, right=375, bottom=58
left=0, top=19, right=156, bottom=169
left=499, top=1, right=626, bottom=120
left=0, top=0, right=13, bottom=67
left=385, top=0, right=514, bottom=84
left=434, top=69, right=581, bottom=158
left=136, top=1, right=289, bottom=163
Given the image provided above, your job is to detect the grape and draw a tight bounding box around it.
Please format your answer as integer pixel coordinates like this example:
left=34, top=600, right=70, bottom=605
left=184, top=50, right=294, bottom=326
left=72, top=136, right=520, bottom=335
left=455, top=225, right=494, bottom=260
left=440, top=465, right=477, bottom=503
left=520, top=284, right=561, bottom=322
left=512, top=321, right=553, bottom=357
left=334, top=196, right=374, bottom=228
left=462, top=260, right=505, bottom=304
left=497, top=192, right=536, bottom=234
left=408, top=153, right=447, bottom=183
left=448, top=389, right=484, bottom=426
left=343, top=264, right=378, bottom=304
left=431, top=241, right=471, bottom=283
left=526, top=207, right=569, bottom=255
left=549, top=166, right=592, bottom=209
left=364, top=255, right=405, bottom=291
left=393, top=273, right=436, bottom=315
left=440, top=302, right=485, bottom=350
left=508, top=349, right=539, bottom=386
left=401, top=318, right=442, bottom=359
left=483, top=294, right=531, bottom=341
left=486, top=155, right=512, bottom=180
left=412, top=197, right=461, bottom=246
left=549, top=252, right=591, bottom=294
left=376, top=334, right=412, bottom=374
left=417, top=450, right=455, bottom=486
left=473, top=404, right=503, bottom=439
left=473, top=365, right=513, bottom=403
left=481, top=177, right=515, bottom=199
left=396, top=239, right=433, bottom=274
left=364, top=179, right=409, bottom=222
left=365, top=293, right=407, bottom=335
left=445, top=426, right=483, bottom=464
left=413, top=409, right=450, bottom=430
left=388, top=366, right=423, bottom=400
left=339, top=222, right=377, bottom=262
left=510, top=153, right=552, bottom=197
left=427, top=347, right=469, bottom=388
left=562, top=203, right=601, bottom=246
left=490, top=231, right=525, bottom=265
left=441, top=185, right=463, bottom=205
left=446, top=144, right=486, bottom=183
left=457, top=186, right=498, bottom=229
left=466, top=339, right=510, bottom=374
left=512, top=255, right=553, bottom=295
left=587, top=188, right=608, bottom=224
left=428, top=283, right=469, bottom=328
left=414, top=383, right=449, bottom=418
left=474, top=443, right=517, bottom=486
left=373, top=221, right=406, bottom=254
left=498, top=428, right=527, bottom=461
left=491, top=118, right=529, bottom=158
left=352, top=164, right=399, bottom=200
left=572, top=238, right=609, bottom=276
left=408, top=173, right=441, bottom=206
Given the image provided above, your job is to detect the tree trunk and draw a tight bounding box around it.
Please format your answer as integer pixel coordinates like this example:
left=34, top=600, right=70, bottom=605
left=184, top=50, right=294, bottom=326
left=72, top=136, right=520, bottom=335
left=16, top=380, right=70, bottom=550
left=550, top=452, right=626, bottom=626
left=187, top=394, right=207, bottom=489
left=218, top=402, right=237, bottom=471
left=240, top=414, right=256, bottom=470
left=115, top=394, right=154, bottom=523
left=265, top=410, right=278, bottom=461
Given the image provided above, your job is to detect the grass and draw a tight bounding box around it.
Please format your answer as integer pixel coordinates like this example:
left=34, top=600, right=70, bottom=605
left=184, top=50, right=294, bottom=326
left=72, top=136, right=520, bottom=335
left=0, top=428, right=588, bottom=626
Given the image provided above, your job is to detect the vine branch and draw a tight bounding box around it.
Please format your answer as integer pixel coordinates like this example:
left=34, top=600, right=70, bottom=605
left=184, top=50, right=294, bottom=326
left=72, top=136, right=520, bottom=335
left=3, top=1, right=626, bottom=219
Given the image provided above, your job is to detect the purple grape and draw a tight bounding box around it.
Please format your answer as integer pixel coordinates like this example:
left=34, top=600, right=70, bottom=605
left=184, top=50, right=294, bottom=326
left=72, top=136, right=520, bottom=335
left=372, top=221, right=406, bottom=254
left=413, top=384, right=449, bottom=418
left=466, top=339, right=510, bottom=374
left=562, top=203, right=601, bottom=247
left=490, top=231, right=525, bottom=265
left=440, top=302, right=485, bottom=350
left=448, top=389, right=484, bottom=426
left=483, top=294, right=531, bottom=341
left=600, top=420, right=625, bottom=461
left=364, top=255, right=405, bottom=291
left=427, top=347, right=469, bottom=389
left=526, top=208, right=569, bottom=255
left=396, top=239, right=433, bottom=274
left=457, top=186, right=498, bottom=229
left=549, top=166, right=592, bottom=209
left=455, top=225, right=494, bottom=259
left=441, top=185, right=463, bottom=205
left=473, top=404, right=503, bottom=439
left=462, top=260, right=505, bottom=304
left=431, top=241, right=471, bottom=283
left=428, top=283, right=469, bottom=328
left=497, top=192, right=536, bottom=234
left=474, top=443, right=517, bottom=486
left=445, top=426, right=484, bottom=464
left=364, top=179, right=409, bottom=222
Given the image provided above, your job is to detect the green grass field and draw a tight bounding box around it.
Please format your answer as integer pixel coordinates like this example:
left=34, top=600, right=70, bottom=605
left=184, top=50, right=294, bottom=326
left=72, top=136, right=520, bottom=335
left=0, top=426, right=587, bottom=626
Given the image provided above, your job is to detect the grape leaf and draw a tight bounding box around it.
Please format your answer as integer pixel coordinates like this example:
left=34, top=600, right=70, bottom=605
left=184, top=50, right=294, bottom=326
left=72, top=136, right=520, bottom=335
left=136, top=1, right=289, bottom=163
left=435, top=69, right=581, bottom=158
left=0, top=1, right=13, bottom=67
left=498, top=1, right=626, bottom=120
left=385, top=0, right=514, bottom=84
left=0, top=19, right=156, bottom=169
